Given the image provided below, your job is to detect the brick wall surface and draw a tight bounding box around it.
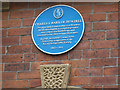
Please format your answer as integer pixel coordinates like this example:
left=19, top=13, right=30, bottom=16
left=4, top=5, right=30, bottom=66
left=1, top=2, right=119, bottom=89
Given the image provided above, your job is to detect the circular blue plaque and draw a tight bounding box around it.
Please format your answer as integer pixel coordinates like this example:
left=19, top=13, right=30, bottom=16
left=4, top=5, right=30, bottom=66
left=32, top=5, right=85, bottom=55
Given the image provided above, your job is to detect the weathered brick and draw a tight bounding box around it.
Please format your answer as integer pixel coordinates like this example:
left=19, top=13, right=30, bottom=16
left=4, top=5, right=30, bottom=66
left=3, top=80, right=28, bottom=88
left=5, top=63, right=29, bottom=71
left=69, top=50, right=82, bottom=60
left=17, top=70, right=40, bottom=79
left=2, top=19, right=21, bottom=28
left=2, top=47, right=5, bottom=54
left=69, top=77, right=89, bottom=85
left=23, top=18, right=35, bottom=26
left=108, top=12, right=118, bottom=21
left=106, top=30, right=119, bottom=39
left=36, top=52, right=55, bottom=61
left=32, top=45, right=40, bottom=53
left=21, top=36, right=33, bottom=44
left=2, top=29, right=7, bottom=37
left=10, top=10, right=34, bottom=19
left=55, top=53, right=68, bottom=60
left=94, top=3, right=118, bottom=12
left=71, top=68, right=103, bottom=76
left=85, top=23, right=92, bottom=32
left=82, top=14, right=90, bottom=22
left=83, top=31, right=105, bottom=40
left=0, top=64, right=3, bottom=71
left=2, top=12, right=8, bottom=20
left=71, top=60, right=89, bottom=67
left=82, top=85, right=102, bottom=89
left=2, top=54, right=23, bottom=63
left=103, top=85, right=118, bottom=88
left=104, top=67, right=118, bottom=75
left=29, top=2, right=40, bottom=8
left=24, top=54, right=35, bottom=62
left=31, top=62, right=41, bottom=70
left=35, top=9, right=45, bottom=17
left=73, top=5, right=92, bottom=13
left=83, top=49, right=109, bottom=58
left=111, top=49, right=119, bottom=57
left=2, top=36, right=19, bottom=46
left=41, top=2, right=59, bottom=8
left=10, top=2, right=28, bottom=10
left=8, top=27, right=31, bottom=36
left=90, top=14, right=106, bottom=22
left=90, top=77, right=116, bottom=85
left=2, top=72, right=16, bottom=80
left=90, top=58, right=116, bottom=67
left=91, top=40, right=118, bottom=49
left=29, top=79, right=41, bottom=88
left=93, top=22, right=118, bottom=30
left=74, top=41, right=90, bottom=50
left=7, top=45, right=31, bottom=54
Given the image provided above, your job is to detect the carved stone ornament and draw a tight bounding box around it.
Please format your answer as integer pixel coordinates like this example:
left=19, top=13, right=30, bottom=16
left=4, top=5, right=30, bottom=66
left=40, top=64, right=71, bottom=88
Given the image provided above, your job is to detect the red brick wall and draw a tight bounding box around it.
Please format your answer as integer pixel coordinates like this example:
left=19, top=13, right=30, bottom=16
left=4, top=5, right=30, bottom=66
left=2, top=2, right=119, bottom=89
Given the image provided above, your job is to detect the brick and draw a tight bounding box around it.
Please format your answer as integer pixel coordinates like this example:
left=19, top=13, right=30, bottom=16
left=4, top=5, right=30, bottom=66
left=10, top=2, right=28, bottom=10
left=0, top=64, right=3, bottom=71
left=2, top=36, right=19, bottom=46
left=90, top=77, right=116, bottom=85
left=83, top=49, right=109, bottom=58
left=35, top=9, right=45, bottom=17
left=31, top=62, right=41, bottom=70
left=24, top=54, right=35, bottom=62
left=29, top=2, right=40, bottom=8
left=69, top=50, right=82, bottom=60
left=23, top=18, right=35, bottom=26
left=82, top=14, right=90, bottom=22
left=0, top=81, right=1, bottom=89
left=103, top=85, right=118, bottom=88
left=2, top=29, right=7, bottom=37
left=93, top=22, right=118, bottom=30
left=71, top=68, right=102, bottom=76
left=69, top=77, right=89, bottom=85
left=17, top=70, right=40, bottom=79
left=32, top=45, right=40, bottom=53
left=94, top=3, right=118, bottom=12
left=83, top=31, right=105, bottom=40
left=111, top=49, right=119, bottom=57
left=5, top=63, right=29, bottom=71
left=82, top=85, right=102, bottom=89
left=73, top=5, right=92, bottom=13
left=90, top=58, right=116, bottom=67
left=106, top=30, right=119, bottom=39
left=85, top=23, right=92, bottom=32
left=104, top=67, right=118, bottom=75
left=2, top=19, right=21, bottom=28
left=29, top=79, right=41, bottom=88
left=2, top=54, right=23, bottom=63
left=41, top=2, right=59, bottom=8
left=55, top=53, right=68, bottom=60
left=108, top=12, right=118, bottom=21
left=2, top=47, right=5, bottom=54
left=21, top=36, right=33, bottom=44
left=71, top=60, right=89, bottom=67
left=90, top=14, right=106, bottom=22
left=7, top=45, right=31, bottom=54
left=3, top=80, right=28, bottom=88
left=2, top=12, right=8, bottom=20
left=10, top=10, right=34, bottom=19
left=91, top=40, right=118, bottom=49
left=36, top=52, right=55, bottom=61
left=74, top=41, right=90, bottom=50
left=8, top=27, right=31, bottom=36
left=2, top=72, right=16, bottom=80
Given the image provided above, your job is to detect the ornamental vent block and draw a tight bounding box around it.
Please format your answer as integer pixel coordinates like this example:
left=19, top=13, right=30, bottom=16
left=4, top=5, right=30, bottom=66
left=40, top=64, right=71, bottom=88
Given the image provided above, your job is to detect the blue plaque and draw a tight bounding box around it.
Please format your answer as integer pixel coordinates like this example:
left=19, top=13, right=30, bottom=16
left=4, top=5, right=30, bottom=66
left=32, top=5, right=85, bottom=55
